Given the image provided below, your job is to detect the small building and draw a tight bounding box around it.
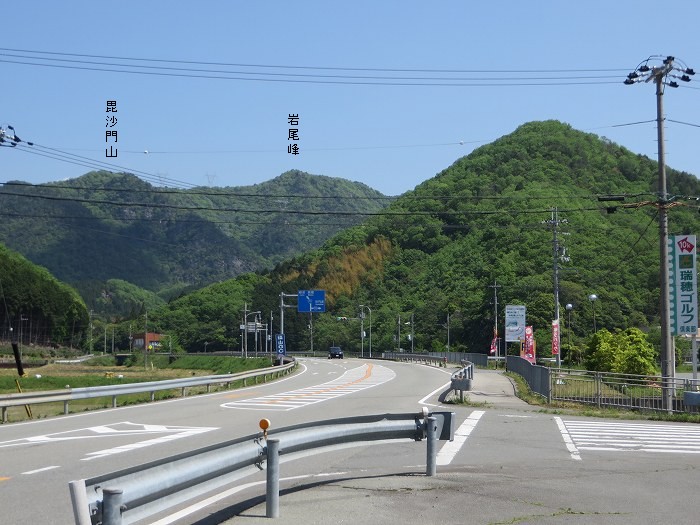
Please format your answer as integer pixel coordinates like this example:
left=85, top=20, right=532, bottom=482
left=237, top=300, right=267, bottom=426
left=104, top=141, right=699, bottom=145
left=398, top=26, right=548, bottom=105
left=132, top=332, right=163, bottom=351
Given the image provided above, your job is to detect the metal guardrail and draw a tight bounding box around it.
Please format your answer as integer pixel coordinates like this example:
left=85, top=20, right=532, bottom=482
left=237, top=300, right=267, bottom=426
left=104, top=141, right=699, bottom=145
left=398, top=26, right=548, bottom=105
left=69, top=410, right=456, bottom=525
left=382, top=352, right=448, bottom=367
left=0, top=361, right=296, bottom=423
left=449, top=361, right=474, bottom=402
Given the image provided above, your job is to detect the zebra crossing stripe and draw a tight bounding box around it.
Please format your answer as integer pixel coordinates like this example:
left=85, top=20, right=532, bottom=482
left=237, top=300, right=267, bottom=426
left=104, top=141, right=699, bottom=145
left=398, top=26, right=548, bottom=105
left=557, top=419, right=700, bottom=456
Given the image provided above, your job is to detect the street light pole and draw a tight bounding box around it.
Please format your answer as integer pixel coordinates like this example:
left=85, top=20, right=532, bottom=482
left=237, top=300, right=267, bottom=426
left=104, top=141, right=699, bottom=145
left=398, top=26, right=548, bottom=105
left=359, top=305, right=372, bottom=358
left=565, top=303, right=573, bottom=366
left=625, top=55, right=694, bottom=411
left=588, top=294, right=597, bottom=334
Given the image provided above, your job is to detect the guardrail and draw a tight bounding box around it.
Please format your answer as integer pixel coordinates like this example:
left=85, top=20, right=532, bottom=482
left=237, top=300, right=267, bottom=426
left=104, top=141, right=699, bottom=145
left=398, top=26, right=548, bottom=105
left=0, top=361, right=296, bottom=423
left=382, top=352, right=448, bottom=367
left=449, top=361, right=474, bottom=402
left=69, top=410, right=456, bottom=524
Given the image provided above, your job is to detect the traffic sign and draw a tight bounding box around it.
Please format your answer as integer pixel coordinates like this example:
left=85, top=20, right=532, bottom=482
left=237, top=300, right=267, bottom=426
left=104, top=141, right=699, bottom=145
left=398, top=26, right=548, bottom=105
left=275, top=334, right=286, bottom=355
left=297, top=290, right=326, bottom=313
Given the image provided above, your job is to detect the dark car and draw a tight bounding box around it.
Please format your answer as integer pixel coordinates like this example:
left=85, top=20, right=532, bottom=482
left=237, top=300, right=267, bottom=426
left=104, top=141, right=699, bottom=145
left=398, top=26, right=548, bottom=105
left=328, top=346, right=344, bottom=359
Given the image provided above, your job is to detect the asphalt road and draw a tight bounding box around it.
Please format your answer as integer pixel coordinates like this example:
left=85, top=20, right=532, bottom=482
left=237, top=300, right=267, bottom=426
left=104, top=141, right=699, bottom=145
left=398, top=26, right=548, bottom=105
left=1, top=359, right=700, bottom=525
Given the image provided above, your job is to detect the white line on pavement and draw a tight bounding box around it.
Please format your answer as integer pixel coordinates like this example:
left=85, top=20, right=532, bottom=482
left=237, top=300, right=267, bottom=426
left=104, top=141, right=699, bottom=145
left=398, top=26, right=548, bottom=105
left=554, top=416, right=582, bottom=461
left=21, top=466, right=60, bottom=475
left=436, top=410, right=485, bottom=465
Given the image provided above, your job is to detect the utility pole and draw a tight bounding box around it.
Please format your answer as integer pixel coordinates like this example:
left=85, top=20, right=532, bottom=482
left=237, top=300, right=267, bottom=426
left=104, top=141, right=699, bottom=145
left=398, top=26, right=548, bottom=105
left=489, top=280, right=501, bottom=366
left=625, top=56, right=694, bottom=411
left=543, top=208, right=569, bottom=367
left=88, top=310, right=94, bottom=354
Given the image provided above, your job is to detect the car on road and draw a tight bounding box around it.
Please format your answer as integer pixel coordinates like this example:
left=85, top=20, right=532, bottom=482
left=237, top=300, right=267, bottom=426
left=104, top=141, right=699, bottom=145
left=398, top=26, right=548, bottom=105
left=328, top=346, right=343, bottom=359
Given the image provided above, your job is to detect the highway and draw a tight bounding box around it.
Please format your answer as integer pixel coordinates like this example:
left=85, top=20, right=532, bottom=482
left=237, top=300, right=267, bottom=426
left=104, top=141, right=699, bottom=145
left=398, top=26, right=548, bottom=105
left=1, top=358, right=700, bottom=524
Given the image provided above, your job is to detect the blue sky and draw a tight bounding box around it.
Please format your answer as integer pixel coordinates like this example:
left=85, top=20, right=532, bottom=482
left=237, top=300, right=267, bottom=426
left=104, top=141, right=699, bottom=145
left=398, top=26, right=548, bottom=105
left=1, top=1, right=698, bottom=196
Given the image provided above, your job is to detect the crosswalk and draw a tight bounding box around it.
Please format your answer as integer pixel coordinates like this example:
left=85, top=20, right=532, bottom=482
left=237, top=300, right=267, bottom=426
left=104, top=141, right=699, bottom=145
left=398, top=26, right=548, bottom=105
left=556, top=418, right=700, bottom=457
left=220, top=363, right=395, bottom=411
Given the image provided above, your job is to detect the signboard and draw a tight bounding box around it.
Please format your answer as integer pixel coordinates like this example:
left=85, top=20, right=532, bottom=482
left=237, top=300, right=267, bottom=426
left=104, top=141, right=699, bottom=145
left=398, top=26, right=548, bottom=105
left=669, top=235, right=698, bottom=335
left=298, top=290, right=326, bottom=313
left=505, top=305, right=526, bottom=342
left=275, top=333, right=286, bottom=356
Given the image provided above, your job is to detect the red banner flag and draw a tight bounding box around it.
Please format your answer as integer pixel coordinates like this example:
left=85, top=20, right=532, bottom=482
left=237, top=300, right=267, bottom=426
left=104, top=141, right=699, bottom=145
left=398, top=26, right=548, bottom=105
left=522, top=326, right=536, bottom=364
left=552, top=319, right=560, bottom=356
left=489, top=337, right=498, bottom=355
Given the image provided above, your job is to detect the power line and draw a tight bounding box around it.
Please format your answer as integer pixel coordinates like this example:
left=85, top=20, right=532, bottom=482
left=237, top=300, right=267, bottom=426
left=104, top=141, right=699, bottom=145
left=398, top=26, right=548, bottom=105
left=0, top=47, right=631, bottom=74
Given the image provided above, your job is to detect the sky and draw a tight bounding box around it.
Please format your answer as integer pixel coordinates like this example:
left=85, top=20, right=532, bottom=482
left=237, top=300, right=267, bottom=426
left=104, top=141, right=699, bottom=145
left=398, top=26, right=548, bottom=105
left=1, top=1, right=698, bottom=196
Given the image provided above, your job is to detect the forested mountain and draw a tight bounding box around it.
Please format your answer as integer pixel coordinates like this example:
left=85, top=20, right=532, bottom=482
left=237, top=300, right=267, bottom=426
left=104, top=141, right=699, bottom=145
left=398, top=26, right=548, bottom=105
left=149, top=121, right=700, bottom=357
left=0, top=170, right=388, bottom=319
left=0, top=243, right=88, bottom=347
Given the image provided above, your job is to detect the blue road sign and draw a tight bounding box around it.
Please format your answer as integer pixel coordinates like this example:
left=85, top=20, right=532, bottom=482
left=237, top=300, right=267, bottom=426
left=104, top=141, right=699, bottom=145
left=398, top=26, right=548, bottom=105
left=297, top=289, right=326, bottom=313
left=275, top=334, right=286, bottom=355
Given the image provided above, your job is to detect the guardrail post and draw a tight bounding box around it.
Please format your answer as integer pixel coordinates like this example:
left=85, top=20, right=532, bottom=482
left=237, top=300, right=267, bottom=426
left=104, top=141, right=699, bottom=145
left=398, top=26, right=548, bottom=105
left=595, top=372, right=602, bottom=408
left=150, top=391, right=155, bottom=402
left=266, top=439, right=280, bottom=518
left=426, top=416, right=437, bottom=477
left=2, top=406, right=7, bottom=423
left=112, top=395, right=117, bottom=408
left=64, top=400, right=69, bottom=415
left=102, top=488, right=124, bottom=525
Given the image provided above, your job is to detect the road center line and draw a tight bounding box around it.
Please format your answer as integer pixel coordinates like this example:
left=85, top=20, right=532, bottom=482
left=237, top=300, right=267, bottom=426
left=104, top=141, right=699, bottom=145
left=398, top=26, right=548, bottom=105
left=436, top=410, right=485, bottom=465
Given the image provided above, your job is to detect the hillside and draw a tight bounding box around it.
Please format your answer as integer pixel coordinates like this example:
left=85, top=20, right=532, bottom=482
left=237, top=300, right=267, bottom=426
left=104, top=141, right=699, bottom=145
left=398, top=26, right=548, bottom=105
left=149, top=121, right=700, bottom=356
left=0, top=244, right=88, bottom=347
left=0, top=169, right=388, bottom=317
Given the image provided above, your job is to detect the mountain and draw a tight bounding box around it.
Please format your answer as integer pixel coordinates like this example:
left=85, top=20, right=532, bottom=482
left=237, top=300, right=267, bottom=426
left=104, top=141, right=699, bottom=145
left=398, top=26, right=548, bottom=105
left=149, top=120, right=700, bottom=356
left=0, top=243, right=88, bottom=347
left=0, top=170, right=388, bottom=318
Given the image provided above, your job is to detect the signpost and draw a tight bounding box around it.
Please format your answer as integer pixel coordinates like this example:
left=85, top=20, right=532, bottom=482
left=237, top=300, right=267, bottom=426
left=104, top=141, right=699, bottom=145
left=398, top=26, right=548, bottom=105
left=297, top=290, right=326, bottom=313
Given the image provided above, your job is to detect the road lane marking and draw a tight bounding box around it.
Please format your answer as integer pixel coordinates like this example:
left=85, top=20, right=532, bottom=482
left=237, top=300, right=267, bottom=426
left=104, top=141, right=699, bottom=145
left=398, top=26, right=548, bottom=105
left=0, top=362, right=309, bottom=429
left=22, top=466, right=60, bottom=475
left=148, top=470, right=350, bottom=525
left=436, top=410, right=484, bottom=465
left=559, top=419, right=700, bottom=455
left=554, top=417, right=582, bottom=461
left=221, top=363, right=395, bottom=411
left=0, top=476, right=10, bottom=482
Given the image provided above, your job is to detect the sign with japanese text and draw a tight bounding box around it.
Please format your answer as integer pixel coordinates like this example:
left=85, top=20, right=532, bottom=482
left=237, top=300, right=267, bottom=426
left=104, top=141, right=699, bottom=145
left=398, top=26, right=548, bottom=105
left=551, top=319, right=560, bottom=356
left=298, top=290, right=326, bottom=313
left=275, top=333, right=286, bottom=356
left=505, top=305, right=526, bottom=342
left=521, top=325, right=536, bottom=364
left=669, top=235, right=698, bottom=335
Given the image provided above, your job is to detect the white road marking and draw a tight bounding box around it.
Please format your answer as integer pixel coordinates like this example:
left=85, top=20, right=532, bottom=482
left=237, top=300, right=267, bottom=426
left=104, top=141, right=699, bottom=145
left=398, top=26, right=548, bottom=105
left=221, top=363, right=395, bottom=411
left=436, top=410, right=485, bottom=465
left=149, top=470, right=350, bottom=525
left=21, top=466, right=60, bottom=475
left=554, top=416, right=582, bottom=461
left=0, top=362, right=309, bottom=429
left=560, top=419, right=700, bottom=455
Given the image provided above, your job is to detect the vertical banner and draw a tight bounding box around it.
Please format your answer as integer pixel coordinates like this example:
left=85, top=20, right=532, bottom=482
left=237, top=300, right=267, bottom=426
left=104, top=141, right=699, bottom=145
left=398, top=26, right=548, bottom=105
left=669, top=235, right=698, bottom=335
left=521, top=326, right=536, bottom=364
left=489, top=336, right=498, bottom=355
left=551, top=319, right=560, bottom=356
